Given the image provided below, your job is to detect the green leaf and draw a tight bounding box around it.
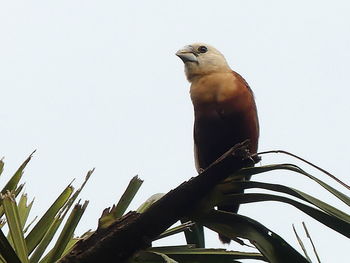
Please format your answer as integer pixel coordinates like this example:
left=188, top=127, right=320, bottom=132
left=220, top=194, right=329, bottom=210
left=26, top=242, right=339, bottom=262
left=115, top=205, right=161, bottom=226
left=137, top=193, right=165, bottom=213
left=41, top=231, right=90, bottom=263
left=148, top=246, right=266, bottom=262
left=18, top=194, right=34, bottom=230
left=114, top=175, right=143, bottom=218
left=0, top=158, right=4, bottom=177
left=1, top=152, right=34, bottom=194
left=2, top=192, right=29, bottom=263
left=180, top=219, right=205, bottom=248
left=0, top=227, right=21, bottom=263
left=202, top=210, right=309, bottom=263
left=25, top=184, right=74, bottom=254
left=23, top=216, right=38, bottom=234
left=6, top=193, right=34, bottom=249
left=223, top=193, right=350, bottom=238
left=0, top=184, right=26, bottom=220
left=99, top=176, right=143, bottom=229
left=233, top=181, right=350, bottom=223
left=14, top=184, right=25, bottom=198
left=29, top=216, right=62, bottom=263
left=238, top=164, right=350, bottom=206
left=32, top=170, right=92, bottom=262
left=155, top=221, right=195, bottom=240
left=61, top=238, right=80, bottom=259
left=131, top=251, right=178, bottom=263
left=45, top=201, right=88, bottom=263
left=62, top=169, right=93, bottom=213
left=257, top=150, right=350, bottom=190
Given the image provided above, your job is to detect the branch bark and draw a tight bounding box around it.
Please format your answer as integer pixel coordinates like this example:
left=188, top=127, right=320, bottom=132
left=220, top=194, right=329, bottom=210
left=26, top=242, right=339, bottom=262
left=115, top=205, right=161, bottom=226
left=59, top=141, right=255, bottom=263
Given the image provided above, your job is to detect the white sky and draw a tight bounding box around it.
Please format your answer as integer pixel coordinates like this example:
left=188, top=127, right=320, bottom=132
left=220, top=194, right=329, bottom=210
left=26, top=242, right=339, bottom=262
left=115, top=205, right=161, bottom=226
left=1, top=1, right=349, bottom=262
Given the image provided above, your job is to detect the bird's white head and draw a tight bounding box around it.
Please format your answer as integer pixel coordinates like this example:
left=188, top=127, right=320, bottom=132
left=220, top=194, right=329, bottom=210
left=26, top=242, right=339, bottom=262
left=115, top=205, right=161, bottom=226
left=176, top=43, right=231, bottom=82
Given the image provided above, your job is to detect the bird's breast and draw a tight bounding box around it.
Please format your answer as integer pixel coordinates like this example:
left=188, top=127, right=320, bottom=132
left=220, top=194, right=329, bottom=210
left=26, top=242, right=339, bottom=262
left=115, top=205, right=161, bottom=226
left=190, top=72, right=243, bottom=108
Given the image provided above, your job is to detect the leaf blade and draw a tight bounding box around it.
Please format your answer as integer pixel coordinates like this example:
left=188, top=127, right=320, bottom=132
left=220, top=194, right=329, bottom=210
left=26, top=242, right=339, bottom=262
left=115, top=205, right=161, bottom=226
left=25, top=184, right=74, bottom=254
left=45, top=201, right=88, bottom=263
left=2, top=192, right=29, bottom=263
left=1, top=152, right=34, bottom=194
left=0, top=227, right=22, bottom=263
left=202, top=210, right=309, bottom=263
left=223, top=193, right=350, bottom=238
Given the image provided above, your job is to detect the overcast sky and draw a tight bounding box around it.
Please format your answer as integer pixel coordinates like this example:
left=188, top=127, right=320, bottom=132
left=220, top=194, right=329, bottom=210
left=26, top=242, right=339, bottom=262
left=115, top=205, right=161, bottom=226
left=1, top=1, right=349, bottom=262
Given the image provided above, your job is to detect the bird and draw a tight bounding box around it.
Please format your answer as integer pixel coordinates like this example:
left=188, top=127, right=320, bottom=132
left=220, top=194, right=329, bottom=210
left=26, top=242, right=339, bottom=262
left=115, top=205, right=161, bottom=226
left=176, top=43, right=259, bottom=243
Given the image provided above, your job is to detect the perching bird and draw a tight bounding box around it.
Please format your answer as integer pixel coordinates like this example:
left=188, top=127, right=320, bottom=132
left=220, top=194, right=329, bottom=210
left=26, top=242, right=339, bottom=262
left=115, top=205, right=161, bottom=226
left=176, top=43, right=259, bottom=243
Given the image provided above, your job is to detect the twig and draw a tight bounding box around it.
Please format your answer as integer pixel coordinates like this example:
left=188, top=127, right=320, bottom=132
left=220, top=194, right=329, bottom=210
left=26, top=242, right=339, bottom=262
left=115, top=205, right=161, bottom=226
left=292, top=224, right=311, bottom=262
left=303, top=222, right=321, bottom=263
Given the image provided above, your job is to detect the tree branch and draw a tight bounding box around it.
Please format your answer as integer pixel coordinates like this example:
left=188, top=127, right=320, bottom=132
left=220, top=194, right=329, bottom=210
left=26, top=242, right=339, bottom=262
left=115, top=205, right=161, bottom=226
left=59, top=140, right=255, bottom=263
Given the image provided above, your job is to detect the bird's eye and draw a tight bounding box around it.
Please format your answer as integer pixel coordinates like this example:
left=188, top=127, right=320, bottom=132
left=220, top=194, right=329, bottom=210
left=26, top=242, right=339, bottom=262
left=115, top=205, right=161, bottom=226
left=198, top=46, right=208, bottom=53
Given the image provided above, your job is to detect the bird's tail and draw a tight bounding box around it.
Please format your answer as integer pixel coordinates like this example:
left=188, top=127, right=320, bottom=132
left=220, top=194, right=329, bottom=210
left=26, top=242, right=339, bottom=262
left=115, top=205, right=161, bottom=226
left=216, top=171, right=254, bottom=244
left=219, top=234, right=232, bottom=244
left=217, top=200, right=241, bottom=244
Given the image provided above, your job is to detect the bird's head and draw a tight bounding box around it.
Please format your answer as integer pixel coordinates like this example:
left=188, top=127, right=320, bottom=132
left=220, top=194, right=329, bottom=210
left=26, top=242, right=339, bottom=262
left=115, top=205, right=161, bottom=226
left=176, top=43, right=231, bottom=82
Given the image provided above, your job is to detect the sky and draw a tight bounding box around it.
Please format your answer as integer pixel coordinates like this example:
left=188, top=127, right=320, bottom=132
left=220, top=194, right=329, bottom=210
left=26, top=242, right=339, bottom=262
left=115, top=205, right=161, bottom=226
left=0, top=0, right=349, bottom=262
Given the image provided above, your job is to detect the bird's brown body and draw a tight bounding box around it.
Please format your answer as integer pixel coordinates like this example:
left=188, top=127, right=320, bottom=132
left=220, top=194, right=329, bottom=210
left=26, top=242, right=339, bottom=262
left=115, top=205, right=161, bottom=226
left=191, top=71, right=259, bottom=171
left=176, top=43, right=259, bottom=243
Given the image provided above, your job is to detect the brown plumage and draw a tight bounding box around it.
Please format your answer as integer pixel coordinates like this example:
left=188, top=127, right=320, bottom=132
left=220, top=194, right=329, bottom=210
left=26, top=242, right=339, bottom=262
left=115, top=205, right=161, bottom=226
left=176, top=43, right=259, bottom=243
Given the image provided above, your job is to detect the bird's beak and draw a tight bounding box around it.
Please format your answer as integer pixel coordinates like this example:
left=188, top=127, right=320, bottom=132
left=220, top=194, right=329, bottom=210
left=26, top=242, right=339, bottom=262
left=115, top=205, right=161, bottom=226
left=176, top=45, right=198, bottom=63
